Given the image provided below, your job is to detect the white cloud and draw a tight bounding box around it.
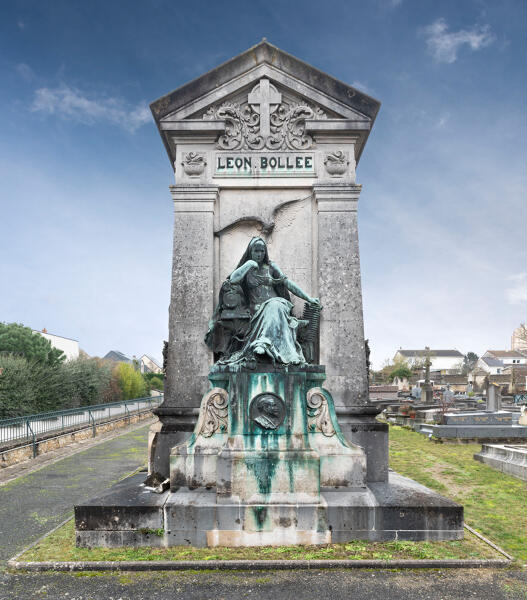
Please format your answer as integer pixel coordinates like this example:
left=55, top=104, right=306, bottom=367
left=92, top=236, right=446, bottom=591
left=506, top=273, right=527, bottom=304
left=15, top=63, right=35, bottom=82
left=17, top=21, right=26, bottom=30
left=423, top=18, right=494, bottom=63
left=30, top=85, right=151, bottom=132
left=435, top=113, right=450, bottom=128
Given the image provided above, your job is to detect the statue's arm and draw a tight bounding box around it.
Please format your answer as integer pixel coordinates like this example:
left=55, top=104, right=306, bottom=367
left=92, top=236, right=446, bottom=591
left=229, top=260, right=258, bottom=283
left=271, top=262, right=320, bottom=306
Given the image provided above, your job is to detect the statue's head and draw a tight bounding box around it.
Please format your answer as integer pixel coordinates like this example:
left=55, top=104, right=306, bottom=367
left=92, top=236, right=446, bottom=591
left=243, top=237, right=269, bottom=266
left=251, top=239, right=266, bottom=264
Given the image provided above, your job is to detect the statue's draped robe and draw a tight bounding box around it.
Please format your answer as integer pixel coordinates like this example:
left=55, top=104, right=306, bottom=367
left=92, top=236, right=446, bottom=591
left=218, top=264, right=306, bottom=366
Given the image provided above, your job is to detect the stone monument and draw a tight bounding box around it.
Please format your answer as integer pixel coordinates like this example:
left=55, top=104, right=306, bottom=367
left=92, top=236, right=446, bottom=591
left=420, top=347, right=434, bottom=404
left=75, top=41, right=463, bottom=546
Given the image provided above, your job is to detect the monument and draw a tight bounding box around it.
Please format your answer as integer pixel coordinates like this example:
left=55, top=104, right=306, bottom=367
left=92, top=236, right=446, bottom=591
left=75, top=41, right=463, bottom=546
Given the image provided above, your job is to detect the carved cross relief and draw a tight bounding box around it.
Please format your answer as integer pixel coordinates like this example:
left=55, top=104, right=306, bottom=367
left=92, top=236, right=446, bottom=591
left=247, top=79, right=282, bottom=138
left=202, top=77, right=328, bottom=151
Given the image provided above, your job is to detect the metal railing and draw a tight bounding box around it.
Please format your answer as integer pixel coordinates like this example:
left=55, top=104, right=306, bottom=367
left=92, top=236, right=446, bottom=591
left=0, top=395, right=163, bottom=457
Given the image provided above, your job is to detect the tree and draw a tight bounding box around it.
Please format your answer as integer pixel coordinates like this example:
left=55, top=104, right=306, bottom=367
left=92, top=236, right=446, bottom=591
left=0, top=322, right=65, bottom=366
left=147, top=376, right=164, bottom=392
left=389, top=365, right=413, bottom=382
left=115, top=362, right=147, bottom=400
left=462, top=352, right=479, bottom=375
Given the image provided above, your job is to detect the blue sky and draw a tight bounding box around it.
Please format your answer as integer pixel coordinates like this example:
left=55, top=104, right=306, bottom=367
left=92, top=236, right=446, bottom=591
left=1, top=0, right=526, bottom=368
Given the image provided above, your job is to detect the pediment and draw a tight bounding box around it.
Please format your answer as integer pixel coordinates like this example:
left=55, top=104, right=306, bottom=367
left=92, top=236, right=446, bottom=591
left=151, top=41, right=380, bottom=165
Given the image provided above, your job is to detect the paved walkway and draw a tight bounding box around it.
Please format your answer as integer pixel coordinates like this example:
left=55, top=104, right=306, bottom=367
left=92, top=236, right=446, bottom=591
left=0, top=423, right=151, bottom=564
left=0, top=417, right=155, bottom=486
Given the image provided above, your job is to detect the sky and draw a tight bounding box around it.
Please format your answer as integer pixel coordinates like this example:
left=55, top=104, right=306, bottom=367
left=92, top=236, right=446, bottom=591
left=0, top=0, right=526, bottom=369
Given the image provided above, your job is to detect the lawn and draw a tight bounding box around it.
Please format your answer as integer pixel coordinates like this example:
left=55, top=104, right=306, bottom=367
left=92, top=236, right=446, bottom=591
left=18, top=518, right=498, bottom=562
left=388, top=424, right=527, bottom=561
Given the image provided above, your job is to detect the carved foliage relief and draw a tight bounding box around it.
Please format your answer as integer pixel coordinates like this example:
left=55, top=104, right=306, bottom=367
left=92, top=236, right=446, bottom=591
left=199, top=389, right=229, bottom=437
left=306, top=388, right=335, bottom=437
left=202, top=78, right=327, bottom=151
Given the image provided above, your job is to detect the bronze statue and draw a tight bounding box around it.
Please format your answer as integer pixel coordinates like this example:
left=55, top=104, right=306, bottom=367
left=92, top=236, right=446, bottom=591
left=206, top=237, right=320, bottom=366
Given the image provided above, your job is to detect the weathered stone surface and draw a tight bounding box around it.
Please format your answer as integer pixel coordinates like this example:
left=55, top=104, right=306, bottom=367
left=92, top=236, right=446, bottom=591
left=474, top=443, right=527, bottom=481
left=152, top=41, right=376, bottom=456
left=75, top=471, right=463, bottom=547
left=443, top=411, right=513, bottom=425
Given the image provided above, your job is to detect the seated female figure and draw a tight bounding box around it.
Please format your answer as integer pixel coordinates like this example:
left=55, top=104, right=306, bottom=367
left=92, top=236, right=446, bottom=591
left=206, top=237, right=320, bottom=366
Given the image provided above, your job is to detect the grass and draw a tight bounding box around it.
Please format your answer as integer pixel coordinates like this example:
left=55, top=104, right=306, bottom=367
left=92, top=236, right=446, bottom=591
left=15, top=423, right=526, bottom=564
left=388, top=424, right=527, bottom=561
left=18, top=519, right=498, bottom=563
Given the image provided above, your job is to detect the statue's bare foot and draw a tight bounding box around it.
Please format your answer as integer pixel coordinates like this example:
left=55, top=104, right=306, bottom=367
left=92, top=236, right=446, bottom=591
left=253, top=345, right=265, bottom=355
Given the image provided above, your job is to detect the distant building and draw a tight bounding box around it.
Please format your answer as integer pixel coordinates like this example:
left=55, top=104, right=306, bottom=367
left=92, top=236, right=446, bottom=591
left=32, top=328, right=79, bottom=361
left=483, top=350, right=527, bottom=366
left=393, top=349, right=464, bottom=373
left=140, top=355, right=162, bottom=374
left=475, top=356, right=504, bottom=375
left=103, top=350, right=132, bottom=364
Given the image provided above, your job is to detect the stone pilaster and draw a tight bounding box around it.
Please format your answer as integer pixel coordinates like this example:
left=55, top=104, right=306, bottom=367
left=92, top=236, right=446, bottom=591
left=164, top=184, right=217, bottom=409
left=149, top=184, right=217, bottom=478
left=314, top=183, right=368, bottom=409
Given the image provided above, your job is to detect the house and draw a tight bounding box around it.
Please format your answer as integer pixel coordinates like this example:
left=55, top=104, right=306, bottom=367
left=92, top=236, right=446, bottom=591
left=393, top=349, right=464, bottom=373
left=103, top=350, right=132, bottom=364
left=32, top=328, right=79, bottom=361
left=140, top=354, right=163, bottom=374
left=475, top=356, right=504, bottom=375
left=483, top=350, right=527, bottom=366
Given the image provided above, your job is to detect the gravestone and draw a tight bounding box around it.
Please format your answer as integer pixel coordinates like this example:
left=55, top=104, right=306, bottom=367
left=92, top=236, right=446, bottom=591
left=75, top=41, right=463, bottom=547
left=420, top=347, right=434, bottom=404
left=486, top=383, right=502, bottom=412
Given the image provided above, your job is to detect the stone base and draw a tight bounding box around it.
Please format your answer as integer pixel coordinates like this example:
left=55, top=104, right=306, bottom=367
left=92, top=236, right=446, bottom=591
left=148, top=407, right=198, bottom=478
left=474, top=443, right=527, bottom=482
left=75, top=471, right=463, bottom=547
left=418, top=423, right=527, bottom=440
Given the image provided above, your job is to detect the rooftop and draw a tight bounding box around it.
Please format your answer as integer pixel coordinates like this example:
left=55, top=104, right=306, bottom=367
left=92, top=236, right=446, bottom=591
left=480, top=356, right=504, bottom=367
left=485, top=350, right=527, bottom=358
left=104, top=350, right=132, bottom=363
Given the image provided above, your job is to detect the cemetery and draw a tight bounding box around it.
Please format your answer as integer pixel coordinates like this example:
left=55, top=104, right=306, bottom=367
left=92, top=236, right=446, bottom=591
left=2, top=0, right=527, bottom=596
left=3, top=41, right=527, bottom=582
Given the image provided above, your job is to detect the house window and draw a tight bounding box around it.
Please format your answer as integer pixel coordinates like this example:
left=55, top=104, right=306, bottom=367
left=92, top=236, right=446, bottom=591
left=497, top=369, right=501, bottom=374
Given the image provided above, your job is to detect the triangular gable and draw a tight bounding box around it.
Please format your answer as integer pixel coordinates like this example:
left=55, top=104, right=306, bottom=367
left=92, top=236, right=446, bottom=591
left=151, top=40, right=380, bottom=166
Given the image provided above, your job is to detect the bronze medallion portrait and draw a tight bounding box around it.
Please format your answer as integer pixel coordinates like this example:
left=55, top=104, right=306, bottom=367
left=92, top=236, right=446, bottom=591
left=250, top=393, right=286, bottom=430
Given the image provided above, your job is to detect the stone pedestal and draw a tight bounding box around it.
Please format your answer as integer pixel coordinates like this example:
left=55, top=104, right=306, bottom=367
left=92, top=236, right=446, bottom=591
left=167, top=364, right=366, bottom=546
left=76, top=365, right=464, bottom=547
left=337, top=406, right=389, bottom=483
left=420, top=382, right=434, bottom=405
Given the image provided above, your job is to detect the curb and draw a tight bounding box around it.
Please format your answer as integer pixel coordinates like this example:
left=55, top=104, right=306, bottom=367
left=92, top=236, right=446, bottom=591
left=6, top=558, right=511, bottom=572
